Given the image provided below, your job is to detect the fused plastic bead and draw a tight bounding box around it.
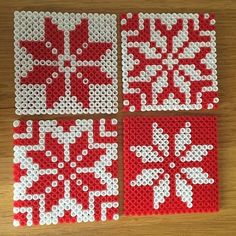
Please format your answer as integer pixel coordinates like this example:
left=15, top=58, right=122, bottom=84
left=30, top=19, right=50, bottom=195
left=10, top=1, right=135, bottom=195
left=13, top=118, right=119, bottom=226
left=123, top=116, right=218, bottom=215
left=14, top=11, right=118, bottom=115
left=121, top=13, right=219, bottom=112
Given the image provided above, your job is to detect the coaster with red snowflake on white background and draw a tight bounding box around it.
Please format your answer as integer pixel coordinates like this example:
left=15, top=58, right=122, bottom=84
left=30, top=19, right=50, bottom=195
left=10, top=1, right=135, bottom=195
left=121, top=13, right=219, bottom=112
left=13, top=118, right=119, bottom=226
left=14, top=11, right=118, bottom=115
left=123, top=116, right=218, bottom=215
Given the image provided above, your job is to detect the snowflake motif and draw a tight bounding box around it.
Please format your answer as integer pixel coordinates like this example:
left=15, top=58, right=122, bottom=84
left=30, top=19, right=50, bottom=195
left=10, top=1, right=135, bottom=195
left=124, top=116, right=218, bottom=215
left=14, top=11, right=118, bottom=115
left=20, top=17, right=111, bottom=108
left=13, top=119, right=119, bottom=226
left=121, top=13, right=219, bottom=112
left=130, top=121, right=214, bottom=209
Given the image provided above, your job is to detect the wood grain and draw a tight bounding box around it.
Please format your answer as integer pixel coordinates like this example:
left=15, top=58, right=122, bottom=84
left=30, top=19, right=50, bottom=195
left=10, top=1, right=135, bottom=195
left=0, top=0, right=236, bottom=235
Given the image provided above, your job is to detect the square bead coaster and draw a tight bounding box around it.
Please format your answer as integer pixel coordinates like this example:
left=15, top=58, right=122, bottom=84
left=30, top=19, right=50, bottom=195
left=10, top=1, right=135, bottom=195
left=123, top=116, right=219, bottom=215
left=13, top=118, right=119, bottom=226
left=14, top=11, right=118, bottom=115
left=121, top=13, right=219, bottom=112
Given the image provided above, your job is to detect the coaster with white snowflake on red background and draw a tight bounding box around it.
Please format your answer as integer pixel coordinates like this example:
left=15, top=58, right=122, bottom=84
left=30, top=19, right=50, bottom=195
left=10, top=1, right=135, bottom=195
left=123, top=116, right=218, bottom=215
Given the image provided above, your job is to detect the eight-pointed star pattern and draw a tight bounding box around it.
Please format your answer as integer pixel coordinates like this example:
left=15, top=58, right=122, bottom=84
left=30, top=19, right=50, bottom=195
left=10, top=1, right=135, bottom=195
left=124, top=116, right=218, bottom=215
left=13, top=118, right=119, bottom=226
left=121, top=13, right=219, bottom=112
left=14, top=11, right=118, bottom=115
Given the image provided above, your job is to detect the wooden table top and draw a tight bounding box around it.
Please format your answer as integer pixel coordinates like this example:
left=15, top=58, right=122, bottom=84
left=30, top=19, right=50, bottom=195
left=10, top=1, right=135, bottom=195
left=0, top=0, right=236, bottom=235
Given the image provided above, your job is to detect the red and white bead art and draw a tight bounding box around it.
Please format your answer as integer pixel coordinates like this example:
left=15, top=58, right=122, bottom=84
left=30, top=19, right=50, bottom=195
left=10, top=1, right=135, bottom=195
left=14, top=11, right=118, bottom=115
left=121, top=13, right=219, bottom=112
left=13, top=118, right=119, bottom=226
left=124, top=116, right=218, bottom=215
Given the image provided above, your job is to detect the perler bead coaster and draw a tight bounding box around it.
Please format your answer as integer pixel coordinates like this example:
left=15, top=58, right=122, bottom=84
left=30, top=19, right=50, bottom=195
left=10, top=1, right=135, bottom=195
left=124, top=116, right=218, bottom=215
left=121, top=13, right=219, bottom=112
left=13, top=118, right=119, bottom=226
left=14, top=11, right=118, bottom=115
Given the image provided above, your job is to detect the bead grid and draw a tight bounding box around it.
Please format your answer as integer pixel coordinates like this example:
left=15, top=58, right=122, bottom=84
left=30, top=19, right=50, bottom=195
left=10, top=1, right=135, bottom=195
left=13, top=118, right=119, bottom=226
left=14, top=11, right=118, bottom=115
left=121, top=13, right=219, bottom=112
left=12, top=11, right=219, bottom=226
left=123, top=116, right=218, bottom=215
